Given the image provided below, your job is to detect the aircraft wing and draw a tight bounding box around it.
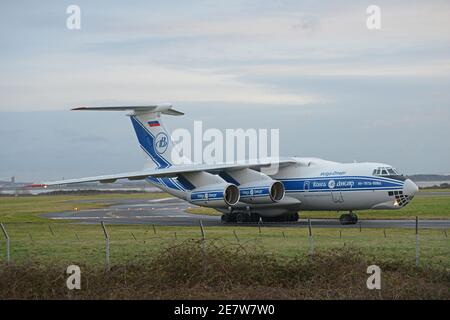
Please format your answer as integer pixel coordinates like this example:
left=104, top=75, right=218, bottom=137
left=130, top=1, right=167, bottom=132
left=29, top=158, right=296, bottom=187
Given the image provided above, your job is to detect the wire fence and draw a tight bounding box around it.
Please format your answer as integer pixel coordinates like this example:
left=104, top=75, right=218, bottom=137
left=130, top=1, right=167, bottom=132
left=0, top=219, right=449, bottom=270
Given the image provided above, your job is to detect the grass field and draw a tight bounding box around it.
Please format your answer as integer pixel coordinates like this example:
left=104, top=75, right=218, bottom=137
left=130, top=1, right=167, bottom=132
left=0, top=191, right=448, bottom=267
left=0, top=192, right=449, bottom=299
left=0, top=222, right=449, bottom=268
left=0, top=192, right=169, bottom=223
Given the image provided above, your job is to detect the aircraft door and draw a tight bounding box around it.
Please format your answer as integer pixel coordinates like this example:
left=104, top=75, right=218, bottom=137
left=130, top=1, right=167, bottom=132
left=331, top=191, right=344, bottom=203
left=304, top=181, right=310, bottom=192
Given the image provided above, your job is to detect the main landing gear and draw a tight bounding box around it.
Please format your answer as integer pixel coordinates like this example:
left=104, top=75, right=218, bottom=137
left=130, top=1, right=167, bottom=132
left=261, top=212, right=298, bottom=223
left=221, top=212, right=260, bottom=223
left=339, top=211, right=358, bottom=225
left=221, top=211, right=299, bottom=224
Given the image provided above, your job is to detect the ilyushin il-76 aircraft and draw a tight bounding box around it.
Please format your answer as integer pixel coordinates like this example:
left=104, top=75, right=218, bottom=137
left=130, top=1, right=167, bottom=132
left=32, top=104, right=419, bottom=225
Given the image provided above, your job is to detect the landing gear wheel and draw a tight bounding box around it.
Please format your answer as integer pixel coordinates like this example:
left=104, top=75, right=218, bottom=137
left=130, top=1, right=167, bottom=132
left=221, top=213, right=236, bottom=223
left=350, top=212, right=358, bottom=224
left=290, top=212, right=299, bottom=222
left=249, top=212, right=260, bottom=223
left=339, top=212, right=358, bottom=225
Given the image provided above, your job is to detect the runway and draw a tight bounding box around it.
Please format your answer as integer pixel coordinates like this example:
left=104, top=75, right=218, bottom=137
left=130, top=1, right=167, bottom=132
left=42, top=197, right=450, bottom=229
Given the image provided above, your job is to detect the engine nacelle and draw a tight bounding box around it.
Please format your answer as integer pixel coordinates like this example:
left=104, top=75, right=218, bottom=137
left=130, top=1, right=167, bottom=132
left=239, top=180, right=285, bottom=204
left=188, top=183, right=240, bottom=208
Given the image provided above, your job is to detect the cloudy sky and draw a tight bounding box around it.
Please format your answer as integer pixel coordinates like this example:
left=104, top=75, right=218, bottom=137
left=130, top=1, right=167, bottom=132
left=1, top=0, right=450, bottom=181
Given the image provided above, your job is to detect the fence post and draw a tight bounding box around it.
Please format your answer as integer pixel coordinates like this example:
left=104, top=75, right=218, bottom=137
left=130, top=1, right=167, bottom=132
left=0, top=223, right=10, bottom=264
left=48, top=225, right=54, bottom=237
left=199, top=220, right=206, bottom=241
left=152, top=224, right=157, bottom=235
left=415, top=216, right=420, bottom=268
left=308, top=218, right=314, bottom=255
left=101, top=221, right=110, bottom=272
left=233, top=230, right=240, bottom=243
left=199, top=220, right=206, bottom=274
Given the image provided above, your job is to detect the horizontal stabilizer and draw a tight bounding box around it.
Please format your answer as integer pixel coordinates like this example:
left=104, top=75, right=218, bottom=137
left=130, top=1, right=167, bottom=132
left=72, top=103, right=184, bottom=116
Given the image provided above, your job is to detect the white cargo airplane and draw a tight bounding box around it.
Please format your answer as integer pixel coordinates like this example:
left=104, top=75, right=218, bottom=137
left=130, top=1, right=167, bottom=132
left=32, top=104, right=418, bottom=225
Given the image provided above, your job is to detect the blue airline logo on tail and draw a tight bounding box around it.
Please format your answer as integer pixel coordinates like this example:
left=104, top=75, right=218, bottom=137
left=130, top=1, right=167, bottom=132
left=155, top=132, right=169, bottom=154
left=130, top=116, right=171, bottom=168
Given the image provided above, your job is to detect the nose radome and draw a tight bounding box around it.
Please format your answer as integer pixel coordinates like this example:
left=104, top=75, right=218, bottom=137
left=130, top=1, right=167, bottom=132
left=404, top=179, right=419, bottom=196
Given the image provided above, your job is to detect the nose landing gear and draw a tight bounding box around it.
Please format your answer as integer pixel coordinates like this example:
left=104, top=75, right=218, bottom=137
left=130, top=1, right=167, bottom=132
left=339, top=211, right=358, bottom=225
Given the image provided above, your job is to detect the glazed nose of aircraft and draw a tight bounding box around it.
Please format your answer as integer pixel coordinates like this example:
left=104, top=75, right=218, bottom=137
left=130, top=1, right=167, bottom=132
left=404, top=179, right=419, bottom=197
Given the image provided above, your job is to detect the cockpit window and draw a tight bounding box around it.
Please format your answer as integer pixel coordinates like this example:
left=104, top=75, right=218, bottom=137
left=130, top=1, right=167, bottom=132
left=373, top=166, right=406, bottom=181
left=373, top=167, right=401, bottom=176
left=387, top=168, right=396, bottom=175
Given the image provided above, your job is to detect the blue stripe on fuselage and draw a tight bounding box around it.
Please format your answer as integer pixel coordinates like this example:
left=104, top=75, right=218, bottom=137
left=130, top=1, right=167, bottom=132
left=280, top=176, right=403, bottom=193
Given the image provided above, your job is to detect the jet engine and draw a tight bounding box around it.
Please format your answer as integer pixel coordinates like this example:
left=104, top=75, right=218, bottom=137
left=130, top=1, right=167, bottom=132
left=188, top=183, right=240, bottom=208
left=239, top=180, right=285, bottom=204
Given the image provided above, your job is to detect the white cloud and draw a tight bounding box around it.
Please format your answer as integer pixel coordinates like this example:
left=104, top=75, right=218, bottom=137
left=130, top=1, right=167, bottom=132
left=236, top=60, right=450, bottom=78
left=0, top=56, right=321, bottom=111
left=1, top=1, right=450, bottom=111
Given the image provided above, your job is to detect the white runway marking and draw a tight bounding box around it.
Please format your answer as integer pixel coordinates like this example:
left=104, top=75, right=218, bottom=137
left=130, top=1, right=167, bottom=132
left=50, top=217, right=103, bottom=220
left=49, top=214, right=193, bottom=220
left=135, top=215, right=191, bottom=218
left=146, top=197, right=176, bottom=203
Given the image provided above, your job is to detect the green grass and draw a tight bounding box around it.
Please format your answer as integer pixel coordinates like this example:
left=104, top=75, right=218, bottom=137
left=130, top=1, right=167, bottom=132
left=0, top=223, right=448, bottom=269
left=0, top=192, right=449, bottom=269
left=0, top=193, right=170, bottom=223
left=186, top=206, right=221, bottom=216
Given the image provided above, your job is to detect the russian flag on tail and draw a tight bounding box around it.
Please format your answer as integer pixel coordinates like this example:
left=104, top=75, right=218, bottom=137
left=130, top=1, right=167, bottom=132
left=148, top=120, right=160, bottom=127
